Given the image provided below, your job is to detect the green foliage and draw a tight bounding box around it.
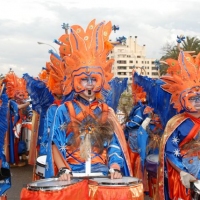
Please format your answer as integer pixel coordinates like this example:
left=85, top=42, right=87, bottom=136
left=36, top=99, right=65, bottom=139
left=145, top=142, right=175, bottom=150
left=117, top=90, right=133, bottom=123
left=159, top=36, right=200, bottom=75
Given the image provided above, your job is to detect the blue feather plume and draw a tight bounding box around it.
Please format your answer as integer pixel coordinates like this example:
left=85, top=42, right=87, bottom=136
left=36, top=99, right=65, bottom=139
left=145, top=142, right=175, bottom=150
left=23, top=73, right=54, bottom=114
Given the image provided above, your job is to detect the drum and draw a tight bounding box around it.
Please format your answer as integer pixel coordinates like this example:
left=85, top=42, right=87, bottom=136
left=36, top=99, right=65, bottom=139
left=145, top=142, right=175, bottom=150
left=20, top=178, right=89, bottom=200
left=191, top=180, right=200, bottom=200
left=0, top=193, right=7, bottom=200
left=21, top=122, right=32, bottom=152
left=88, top=177, right=144, bottom=200
left=35, top=155, right=47, bottom=178
left=146, top=154, right=159, bottom=199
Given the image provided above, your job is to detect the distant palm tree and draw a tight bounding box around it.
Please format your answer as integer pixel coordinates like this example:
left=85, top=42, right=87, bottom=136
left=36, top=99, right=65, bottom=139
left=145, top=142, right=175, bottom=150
left=160, top=36, right=200, bottom=75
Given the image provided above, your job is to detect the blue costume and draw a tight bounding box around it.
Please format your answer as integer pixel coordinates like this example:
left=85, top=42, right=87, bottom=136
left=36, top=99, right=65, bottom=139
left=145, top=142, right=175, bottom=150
left=51, top=95, right=131, bottom=176
left=0, top=94, right=11, bottom=196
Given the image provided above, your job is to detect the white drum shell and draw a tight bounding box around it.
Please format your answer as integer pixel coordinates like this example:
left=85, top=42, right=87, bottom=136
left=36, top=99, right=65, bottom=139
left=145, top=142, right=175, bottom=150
left=35, top=155, right=47, bottom=178
left=21, top=122, right=32, bottom=151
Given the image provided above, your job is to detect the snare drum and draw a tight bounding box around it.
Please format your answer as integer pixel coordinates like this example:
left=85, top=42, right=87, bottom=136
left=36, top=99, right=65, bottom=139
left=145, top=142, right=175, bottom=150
left=191, top=180, right=200, bottom=200
left=88, top=177, right=144, bottom=200
left=35, top=155, right=47, bottom=178
left=20, top=178, right=89, bottom=200
left=146, top=154, right=159, bottom=199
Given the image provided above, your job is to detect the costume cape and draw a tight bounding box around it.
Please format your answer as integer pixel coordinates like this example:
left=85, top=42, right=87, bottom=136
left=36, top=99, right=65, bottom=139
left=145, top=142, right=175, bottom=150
left=156, top=113, right=200, bottom=200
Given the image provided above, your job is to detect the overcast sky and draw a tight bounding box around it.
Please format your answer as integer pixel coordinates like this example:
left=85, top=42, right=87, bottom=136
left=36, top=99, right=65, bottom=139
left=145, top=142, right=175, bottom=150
left=0, top=0, right=200, bottom=78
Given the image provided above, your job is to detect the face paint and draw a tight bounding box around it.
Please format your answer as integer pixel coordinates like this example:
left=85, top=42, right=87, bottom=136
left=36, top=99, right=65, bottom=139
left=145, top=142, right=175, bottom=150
left=79, top=76, right=96, bottom=101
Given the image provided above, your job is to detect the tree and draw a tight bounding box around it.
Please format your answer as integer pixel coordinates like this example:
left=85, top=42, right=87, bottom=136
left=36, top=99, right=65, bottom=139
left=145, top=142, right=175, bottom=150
left=117, top=90, right=133, bottom=124
left=160, top=36, right=200, bottom=75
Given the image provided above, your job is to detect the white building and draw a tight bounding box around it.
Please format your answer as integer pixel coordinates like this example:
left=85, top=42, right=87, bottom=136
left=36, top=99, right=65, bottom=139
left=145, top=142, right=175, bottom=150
left=108, top=36, right=158, bottom=84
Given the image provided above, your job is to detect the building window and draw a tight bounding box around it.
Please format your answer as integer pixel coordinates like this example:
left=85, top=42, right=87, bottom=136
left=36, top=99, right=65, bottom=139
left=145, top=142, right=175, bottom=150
left=152, top=72, right=158, bottom=76
left=137, top=56, right=141, bottom=58
left=136, top=61, right=138, bottom=64
left=117, top=60, right=126, bottom=64
left=117, top=66, right=127, bottom=70
left=129, top=60, right=133, bottom=63
left=152, top=67, right=157, bottom=70
left=152, top=61, right=155, bottom=64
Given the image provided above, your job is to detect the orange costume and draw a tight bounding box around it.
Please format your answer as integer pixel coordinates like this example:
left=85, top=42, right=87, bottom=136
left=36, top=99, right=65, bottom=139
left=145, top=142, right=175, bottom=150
left=156, top=38, right=200, bottom=199
left=4, top=71, right=31, bottom=167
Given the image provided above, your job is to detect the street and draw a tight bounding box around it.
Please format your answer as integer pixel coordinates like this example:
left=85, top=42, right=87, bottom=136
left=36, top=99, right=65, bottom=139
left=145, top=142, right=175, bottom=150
left=7, top=164, right=33, bottom=200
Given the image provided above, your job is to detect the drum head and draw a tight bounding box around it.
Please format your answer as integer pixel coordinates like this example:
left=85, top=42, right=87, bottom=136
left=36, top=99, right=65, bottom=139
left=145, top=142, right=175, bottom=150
left=27, top=178, right=80, bottom=191
left=36, top=155, right=47, bottom=166
left=146, top=154, right=159, bottom=163
left=90, top=177, right=139, bottom=186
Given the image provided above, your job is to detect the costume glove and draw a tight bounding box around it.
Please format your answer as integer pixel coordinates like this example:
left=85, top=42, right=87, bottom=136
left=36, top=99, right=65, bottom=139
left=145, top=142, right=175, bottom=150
left=141, top=117, right=151, bottom=130
left=180, top=171, right=196, bottom=188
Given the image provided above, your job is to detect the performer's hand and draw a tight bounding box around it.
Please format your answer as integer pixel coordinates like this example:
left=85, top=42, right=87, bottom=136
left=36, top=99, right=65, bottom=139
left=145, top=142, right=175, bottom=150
left=57, top=167, right=72, bottom=181
left=58, top=173, right=72, bottom=181
left=109, top=168, right=122, bottom=179
left=141, top=117, right=151, bottom=130
left=180, top=171, right=196, bottom=188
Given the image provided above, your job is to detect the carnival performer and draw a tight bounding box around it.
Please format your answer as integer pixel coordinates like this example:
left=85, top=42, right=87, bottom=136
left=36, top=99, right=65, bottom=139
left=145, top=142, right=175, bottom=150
left=155, top=37, right=200, bottom=200
left=123, top=79, right=149, bottom=178
left=39, top=56, right=66, bottom=179
left=22, top=71, right=54, bottom=180
left=0, top=78, right=11, bottom=200
left=4, top=70, right=31, bottom=167
left=49, top=19, right=133, bottom=181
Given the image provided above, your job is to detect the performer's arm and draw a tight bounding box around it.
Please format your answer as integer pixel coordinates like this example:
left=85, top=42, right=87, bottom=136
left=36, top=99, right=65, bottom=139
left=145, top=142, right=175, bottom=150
left=17, top=101, right=30, bottom=109
left=51, top=105, right=72, bottom=180
left=52, top=144, right=72, bottom=181
left=108, top=134, right=124, bottom=179
left=52, top=144, right=67, bottom=169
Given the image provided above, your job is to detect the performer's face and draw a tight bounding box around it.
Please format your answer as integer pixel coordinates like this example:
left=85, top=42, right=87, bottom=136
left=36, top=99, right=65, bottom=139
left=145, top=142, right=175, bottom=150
left=79, top=76, right=96, bottom=101
left=188, top=95, right=200, bottom=111
left=15, top=92, right=25, bottom=103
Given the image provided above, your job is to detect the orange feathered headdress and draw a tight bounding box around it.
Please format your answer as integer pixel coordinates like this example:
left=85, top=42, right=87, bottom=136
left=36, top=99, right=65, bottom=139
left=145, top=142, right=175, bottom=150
left=62, top=19, right=114, bottom=96
left=46, top=53, right=66, bottom=95
left=38, top=63, right=52, bottom=84
left=132, top=71, right=147, bottom=104
left=4, top=71, right=28, bottom=99
left=161, top=51, right=200, bottom=112
left=58, top=28, right=71, bottom=58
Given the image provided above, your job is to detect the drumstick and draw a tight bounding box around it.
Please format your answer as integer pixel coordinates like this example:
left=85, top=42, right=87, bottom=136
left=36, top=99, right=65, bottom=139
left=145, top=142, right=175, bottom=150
left=0, top=83, right=5, bottom=97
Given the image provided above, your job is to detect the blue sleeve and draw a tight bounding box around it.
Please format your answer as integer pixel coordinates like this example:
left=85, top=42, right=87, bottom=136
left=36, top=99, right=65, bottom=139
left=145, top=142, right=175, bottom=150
left=51, top=104, right=71, bottom=159
left=40, top=105, right=57, bottom=155
left=107, top=134, right=124, bottom=169
left=0, top=94, right=8, bottom=159
left=9, top=100, right=19, bottom=125
left=165, top=119, right=194, bottom=172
